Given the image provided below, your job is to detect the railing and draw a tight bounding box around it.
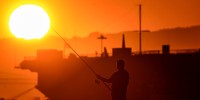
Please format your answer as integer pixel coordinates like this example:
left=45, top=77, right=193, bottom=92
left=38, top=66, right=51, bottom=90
left=23, top=48, right=200, bottom=60
left=133, top=50, right=160, bottom=55
left=171, top=49, right=200, bottom=54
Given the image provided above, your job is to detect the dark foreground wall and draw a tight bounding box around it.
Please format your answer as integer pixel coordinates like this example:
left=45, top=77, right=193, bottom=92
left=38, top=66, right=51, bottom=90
left=20, top=52, right=200, bottom=100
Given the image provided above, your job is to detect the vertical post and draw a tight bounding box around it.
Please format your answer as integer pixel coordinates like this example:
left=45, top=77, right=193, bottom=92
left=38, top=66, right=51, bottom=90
left=97, top=35, right=107, bottom=56
left=101, top=39, right=103, bottom=55
left=122, top=34, right=125, bottom=48
left=139, top=4, right=142, bottom=55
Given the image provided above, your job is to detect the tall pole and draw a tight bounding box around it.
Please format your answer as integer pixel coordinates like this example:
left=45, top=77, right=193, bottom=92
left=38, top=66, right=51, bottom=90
left=139, top=4, right=142, bottom=55
left=97, top=35, right=107, bottom=55
left=101, top=39, right=103, bottom=54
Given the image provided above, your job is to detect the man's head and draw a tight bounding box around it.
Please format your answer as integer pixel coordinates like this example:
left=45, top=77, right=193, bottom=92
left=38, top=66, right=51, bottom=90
left=117, top=59, right=125, bottom=70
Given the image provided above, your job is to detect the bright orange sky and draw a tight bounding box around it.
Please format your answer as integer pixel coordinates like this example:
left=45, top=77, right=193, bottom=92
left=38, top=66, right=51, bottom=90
left=0, top=0, right=200, bottom=68
left=0, top=0, right=200, bottom=98
left=0, top=0, right=200, bottom=38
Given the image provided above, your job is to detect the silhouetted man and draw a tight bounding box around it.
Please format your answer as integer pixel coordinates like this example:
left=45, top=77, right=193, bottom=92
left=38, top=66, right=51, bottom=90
left=97, top=59, right=129, bottom=100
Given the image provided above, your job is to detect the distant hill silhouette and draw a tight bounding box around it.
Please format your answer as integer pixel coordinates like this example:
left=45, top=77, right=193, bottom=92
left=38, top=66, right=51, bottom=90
left=80, top=25, right=200, bottom=52
left=0, top=25, right=200, bottom=68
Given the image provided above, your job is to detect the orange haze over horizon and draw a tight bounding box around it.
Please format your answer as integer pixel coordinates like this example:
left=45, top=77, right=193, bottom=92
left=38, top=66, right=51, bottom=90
left=0, top=0, right=200, bottom=98
left=0, top=0, right=200, bottom=68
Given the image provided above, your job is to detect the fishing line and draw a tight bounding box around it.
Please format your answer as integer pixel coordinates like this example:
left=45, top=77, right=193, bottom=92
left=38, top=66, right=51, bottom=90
left=52, top=27, right=111, bottom=91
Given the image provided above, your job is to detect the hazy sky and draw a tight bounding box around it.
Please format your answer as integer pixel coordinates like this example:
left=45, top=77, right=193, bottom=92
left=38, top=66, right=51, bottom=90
left=0, top=0, right=200, bottom=38
left=0, top=1, right=199, bottom=98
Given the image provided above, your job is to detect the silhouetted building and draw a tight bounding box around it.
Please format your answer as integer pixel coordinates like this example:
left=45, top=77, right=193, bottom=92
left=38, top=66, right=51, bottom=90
left=162, top=45, right=170, bottom=54
left=112, top=34, right=132, bottom=57
left=37, top=49, right=63, bottom=61
left=101, top=47, right=109, bottom=57
left=19, top=34, right=200, bottom=100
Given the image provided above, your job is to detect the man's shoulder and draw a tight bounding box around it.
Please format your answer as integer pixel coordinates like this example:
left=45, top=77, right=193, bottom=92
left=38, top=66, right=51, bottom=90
left=124, top=70, right=129, bottom=74
left=115, top=70, right=129, bottom=75
left=122, top=70, right=129, bottom=74
left=124, top=70, right=129, bottom=76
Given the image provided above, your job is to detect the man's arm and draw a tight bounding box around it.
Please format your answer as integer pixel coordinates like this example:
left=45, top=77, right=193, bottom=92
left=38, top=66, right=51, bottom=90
left=96, top=75, right=112, bottom=83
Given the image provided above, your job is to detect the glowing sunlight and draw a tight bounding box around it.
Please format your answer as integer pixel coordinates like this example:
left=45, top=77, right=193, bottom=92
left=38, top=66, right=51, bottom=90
left=9, top=4, right=50, bottom=40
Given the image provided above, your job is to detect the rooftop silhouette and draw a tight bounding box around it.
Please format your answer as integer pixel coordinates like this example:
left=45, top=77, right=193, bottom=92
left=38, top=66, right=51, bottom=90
left=18, top=34, right=200, bottom=100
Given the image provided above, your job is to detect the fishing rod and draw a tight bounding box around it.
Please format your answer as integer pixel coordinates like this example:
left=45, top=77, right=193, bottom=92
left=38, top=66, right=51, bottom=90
left=52, top=28, right=111, bottom=91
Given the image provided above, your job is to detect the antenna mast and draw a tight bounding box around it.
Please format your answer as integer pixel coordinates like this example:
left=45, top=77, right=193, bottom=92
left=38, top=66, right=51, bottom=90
left=139, top=4, right=142, bottom=55
left=97, top=35, right=107, bottom=55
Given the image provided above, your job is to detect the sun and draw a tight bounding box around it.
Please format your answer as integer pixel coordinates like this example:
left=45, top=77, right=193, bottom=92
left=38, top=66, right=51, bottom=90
left=9, top=4, right=50, bottom=40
